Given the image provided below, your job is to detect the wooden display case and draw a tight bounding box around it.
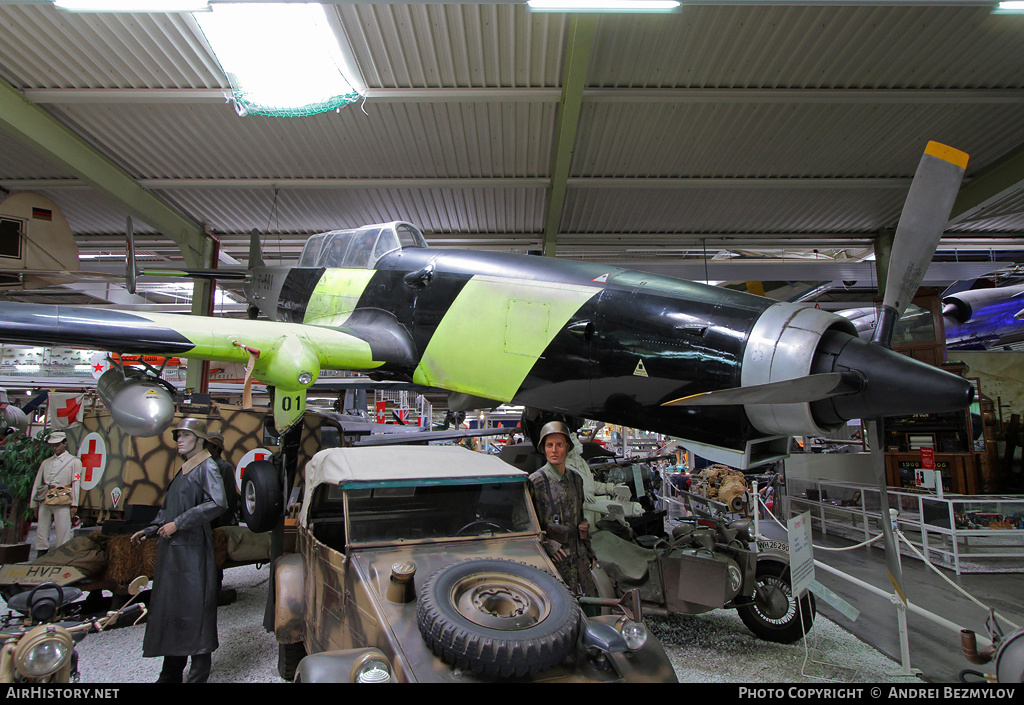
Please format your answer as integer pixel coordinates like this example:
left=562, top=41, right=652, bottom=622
left=884, top=451, right=979, bottom=495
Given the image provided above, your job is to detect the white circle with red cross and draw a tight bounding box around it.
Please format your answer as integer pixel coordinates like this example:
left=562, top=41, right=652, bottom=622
left=235, top=448, right=273, bottom=493
left=77, top=432, right=107, bottom=491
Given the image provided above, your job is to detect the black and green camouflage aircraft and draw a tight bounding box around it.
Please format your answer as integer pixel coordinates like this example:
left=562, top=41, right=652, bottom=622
left=0, top=142, right=973, bottom=475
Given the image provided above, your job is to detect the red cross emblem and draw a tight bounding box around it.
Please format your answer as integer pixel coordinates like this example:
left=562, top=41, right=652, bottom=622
left=77, top=433, right=107, bottom=490
left=57, top=396, right=82, bottom=425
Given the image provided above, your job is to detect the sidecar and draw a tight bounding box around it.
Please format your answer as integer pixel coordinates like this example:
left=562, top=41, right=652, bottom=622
left=592, top=506, right=815, bottom=644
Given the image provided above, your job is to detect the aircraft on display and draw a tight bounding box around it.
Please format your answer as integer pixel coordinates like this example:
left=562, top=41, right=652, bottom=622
left=0, top=192, right=88, bottom=290
left=839, top=281, right=1024, bottom=351
left=0, top=141, right=974, bottom=603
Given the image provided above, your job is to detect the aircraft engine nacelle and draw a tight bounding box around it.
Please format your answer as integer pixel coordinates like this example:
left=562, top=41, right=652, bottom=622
left=741, top=302, right=971, bottom=438
left=96, top=368, right=175, bottom=437
left=742, top=303, right=857, bottom=438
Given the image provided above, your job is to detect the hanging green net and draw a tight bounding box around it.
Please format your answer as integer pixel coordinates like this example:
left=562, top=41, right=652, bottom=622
left=229, top=86, right=363, bottom=118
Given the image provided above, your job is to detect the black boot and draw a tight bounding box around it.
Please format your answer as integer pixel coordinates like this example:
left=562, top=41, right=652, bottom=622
left=156, top=656, right=187, bottom=683
left=186, top=653, right=212, bottom=683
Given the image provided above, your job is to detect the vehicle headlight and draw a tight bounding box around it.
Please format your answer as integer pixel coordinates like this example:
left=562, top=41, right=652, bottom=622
left=352, top=655, right=392, bottom=683
left=618, top=619, right=648, bottom=651
left=14, top=625, right=73, bottom=678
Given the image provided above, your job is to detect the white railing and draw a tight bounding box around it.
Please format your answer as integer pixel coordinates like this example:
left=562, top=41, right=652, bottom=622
left=785, top=477, right=1024, bottom=575
left=754, top=487, right=1019, bottom=681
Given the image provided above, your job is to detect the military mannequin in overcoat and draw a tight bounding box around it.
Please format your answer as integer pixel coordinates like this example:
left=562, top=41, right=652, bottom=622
left=131, top=417, right=227, bottom=683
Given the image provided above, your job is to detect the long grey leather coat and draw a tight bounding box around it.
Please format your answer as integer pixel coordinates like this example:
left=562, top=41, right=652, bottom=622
left=142, top=453, right=227, bottom=657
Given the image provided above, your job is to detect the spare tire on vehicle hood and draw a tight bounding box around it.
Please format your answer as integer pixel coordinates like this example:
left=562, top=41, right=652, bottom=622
left=416, top=558, right=581, bottom=678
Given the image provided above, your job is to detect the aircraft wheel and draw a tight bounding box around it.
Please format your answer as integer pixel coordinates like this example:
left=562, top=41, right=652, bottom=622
left=416, top=559, right=580, bottom=678
left=737, top=560, right=815, bottom=644
left=240, top=459, right=282, bottom=533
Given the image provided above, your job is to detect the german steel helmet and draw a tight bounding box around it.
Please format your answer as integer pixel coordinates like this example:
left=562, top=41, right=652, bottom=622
left=171, top=417, right=208, bottom=440
left=536, top=420, right=571, bottom=452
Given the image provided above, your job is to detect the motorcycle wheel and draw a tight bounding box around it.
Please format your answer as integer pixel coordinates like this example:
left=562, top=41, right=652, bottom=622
left=737, top=560, right=815, bottom=644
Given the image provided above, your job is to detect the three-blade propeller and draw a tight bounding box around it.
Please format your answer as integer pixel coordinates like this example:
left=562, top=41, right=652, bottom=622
left=868, top=142, right=968, bottom=603
left=663, top=371, right=863, bottom=407
left=662, top=142, right=969, bottom=607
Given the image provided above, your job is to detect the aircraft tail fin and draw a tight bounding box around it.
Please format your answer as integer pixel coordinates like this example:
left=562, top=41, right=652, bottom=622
left=249, top=229, right=265, bottom=268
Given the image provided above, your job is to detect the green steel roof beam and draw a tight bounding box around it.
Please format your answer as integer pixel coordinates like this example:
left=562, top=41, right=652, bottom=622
left=543, top=13, right=596, bottom=258
left=949, top=143, right=1024, bottom=227
left=0, top=77, right=215, bottom=391
left=0, top=77, right=208, bottom=269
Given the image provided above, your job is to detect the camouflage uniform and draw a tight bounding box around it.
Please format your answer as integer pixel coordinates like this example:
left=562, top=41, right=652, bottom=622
left=528, top=462, right=597, bottom=597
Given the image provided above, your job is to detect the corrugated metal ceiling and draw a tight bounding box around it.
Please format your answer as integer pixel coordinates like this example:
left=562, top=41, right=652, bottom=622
left=0, top=0, right=1022, bottom=306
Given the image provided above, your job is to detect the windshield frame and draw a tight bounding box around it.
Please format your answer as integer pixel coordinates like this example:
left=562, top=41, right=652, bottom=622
left=338, top=476, right=539, bottom=549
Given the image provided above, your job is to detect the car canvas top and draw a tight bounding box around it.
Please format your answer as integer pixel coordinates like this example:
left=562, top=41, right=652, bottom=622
left=304, top=445, right=526, bottom=485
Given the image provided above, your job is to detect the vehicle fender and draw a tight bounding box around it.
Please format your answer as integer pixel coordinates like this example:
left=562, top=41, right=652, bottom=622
left=590, top=615, right=679, bottom=684
left=274, top=553, right=306, bottom=644
left=295, top=648, right=393, bottom=684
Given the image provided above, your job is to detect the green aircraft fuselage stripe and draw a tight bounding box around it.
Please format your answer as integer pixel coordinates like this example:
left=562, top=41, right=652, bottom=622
left=302, top=269, right=377, bottom=326
left=413, top=275, right=599, bottom=401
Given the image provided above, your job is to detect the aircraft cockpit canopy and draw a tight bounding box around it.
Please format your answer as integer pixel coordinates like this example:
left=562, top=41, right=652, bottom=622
left=299, top=222, right=427, bottom=269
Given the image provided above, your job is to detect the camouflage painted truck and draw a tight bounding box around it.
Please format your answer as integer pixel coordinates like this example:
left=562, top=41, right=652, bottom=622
left=64, top=403, right=321, bottom=525
left=271, top=445, right=678, bottom=683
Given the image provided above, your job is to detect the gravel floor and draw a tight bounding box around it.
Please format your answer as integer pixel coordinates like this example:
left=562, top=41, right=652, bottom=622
left=0, top=561, right=922, bottom=684
left=646, top=609, right=919, bottom=683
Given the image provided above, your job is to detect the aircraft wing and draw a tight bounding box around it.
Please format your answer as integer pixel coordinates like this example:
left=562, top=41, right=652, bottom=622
left=0, top=303, right=398, bottom=431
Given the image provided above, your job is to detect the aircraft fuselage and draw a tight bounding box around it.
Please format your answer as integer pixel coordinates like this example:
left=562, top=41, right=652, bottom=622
left=242, top=239, right=966, bottom=455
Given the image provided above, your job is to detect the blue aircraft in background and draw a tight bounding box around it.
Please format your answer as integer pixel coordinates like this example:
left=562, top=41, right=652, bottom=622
left=838, top=281, right=1024, bottom=351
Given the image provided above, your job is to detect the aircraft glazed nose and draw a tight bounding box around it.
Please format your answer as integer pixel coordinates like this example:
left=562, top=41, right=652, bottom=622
left=809, top=330, right=974, bottom=426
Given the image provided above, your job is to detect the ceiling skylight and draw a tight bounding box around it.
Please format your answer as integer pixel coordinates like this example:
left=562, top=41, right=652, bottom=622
left=527, top=0, right=681, bottom=12
left=193, top=3, right=365, bottom=117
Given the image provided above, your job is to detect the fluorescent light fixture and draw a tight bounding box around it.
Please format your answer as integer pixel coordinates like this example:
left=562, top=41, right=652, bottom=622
left=193, top=3, right=365, bottom=117
left=527, top=0, right=680, bottom=12
left=54, top=0, right=210, bottom=11
left=994, top=1, right=1024, bottom=12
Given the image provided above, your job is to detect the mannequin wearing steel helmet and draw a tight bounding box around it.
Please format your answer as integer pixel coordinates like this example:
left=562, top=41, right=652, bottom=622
left=527, top=421, right=597, bottom=598
left=131, top=417, right=226, bottom=683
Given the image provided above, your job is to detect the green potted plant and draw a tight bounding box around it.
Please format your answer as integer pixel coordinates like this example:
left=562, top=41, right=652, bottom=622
left=0, top=429, right=52, bottom=560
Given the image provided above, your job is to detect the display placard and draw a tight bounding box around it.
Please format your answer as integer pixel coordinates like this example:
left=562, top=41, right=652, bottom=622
left=786, top=511, right=815, bottom=597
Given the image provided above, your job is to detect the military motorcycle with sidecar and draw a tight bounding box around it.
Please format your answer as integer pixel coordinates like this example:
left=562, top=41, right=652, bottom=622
left=498, top=438, right=815, bottom=644
left=591, top=488, right=815, bottom=644
left=0, top=576, right=148, bottom=682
